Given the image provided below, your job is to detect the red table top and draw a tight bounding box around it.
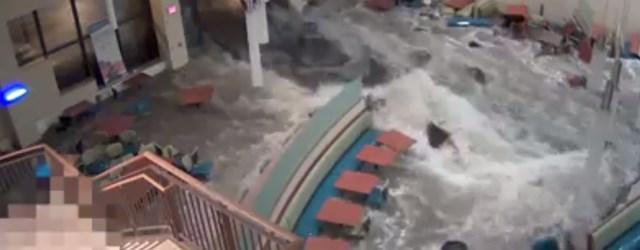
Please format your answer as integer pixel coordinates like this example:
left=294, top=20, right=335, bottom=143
left=179, top=84, right=214, bottom=106
left=377, top=130, right=416, bottom=153
left=96, top=115, right=135, bottom=137
left=335, top=170, right=380, bottom=195
left=304, top=237, right=350, bottom=250
left=123, top=73, right=152, bottom=87
left=357, top=145, right=397, bottom=167
left=63, top=101, right=92, bottom=118
left=444, top=0, right=473, bottom=9
left=316, top=198, right=365, bottom=227
left=631, top=33, right=640, bottom=55
left=591, top=23, right=606, bottom=39
left=505, top=4, right=528, bottom=18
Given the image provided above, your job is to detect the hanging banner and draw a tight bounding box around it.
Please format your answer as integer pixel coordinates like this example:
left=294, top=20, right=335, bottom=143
left=89, top=20, right=127, bottom=84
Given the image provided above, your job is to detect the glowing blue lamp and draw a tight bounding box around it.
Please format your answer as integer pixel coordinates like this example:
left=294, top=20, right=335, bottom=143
left=0, top=82, right=29, bottom=107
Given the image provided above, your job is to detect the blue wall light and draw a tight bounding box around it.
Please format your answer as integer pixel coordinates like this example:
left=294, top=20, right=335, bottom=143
left=0, top=82, right=29, bottom=107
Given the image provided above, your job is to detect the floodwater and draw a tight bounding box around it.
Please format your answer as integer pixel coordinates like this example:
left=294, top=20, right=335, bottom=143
left=239, top=1, right=640, bottom=249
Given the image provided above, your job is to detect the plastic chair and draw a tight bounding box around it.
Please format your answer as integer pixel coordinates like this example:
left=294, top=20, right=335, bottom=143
left=366, top=180, right=389, bottom=209
left=126, top=97, right=151, bottom=116
left=106, top=143, right=124, bottom=159
left=162, top=145, right=179, bottom=159
left=119, top=130, right=138, bottom=144
left=180, top=154, right=194, bottom=172
left=190, top=160, right=214, bottom=181
left=139, top=142, right=161, bottom=155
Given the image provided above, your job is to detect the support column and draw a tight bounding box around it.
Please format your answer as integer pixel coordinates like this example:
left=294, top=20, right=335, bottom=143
left=150, top=0, right=189, bottom=70
left=245, top=0, right=270, bottom=87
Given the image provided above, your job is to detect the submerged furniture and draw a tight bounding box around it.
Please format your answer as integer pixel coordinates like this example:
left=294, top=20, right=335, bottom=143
left=95, top=114, right=135, bottom=138
left=376, top=130, right=416, bottom=153
left=316, top=198, right=365, bottom=228
left=178, top=84, right=214, bottom=107
left=444, top=0, right=474, bottom=10
left=334, top=171, right=380, bottom=196
left=190, top=160, right=214, bottom=181
left=304, top=237, right=350, bottom=250
left=123, top=72, right=151, bottom=89
left=446, top=17, right=493, bottom=28
left=356, top=145, right=397, bottom=169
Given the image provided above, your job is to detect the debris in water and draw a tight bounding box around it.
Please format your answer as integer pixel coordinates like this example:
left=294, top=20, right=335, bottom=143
left=441, top=240, right=468, bottom=250
left=468, top=41, right=481, bottom=48
left=365, top=0, right=395, bottom=11
left=567, top=75, right=586, bottom=89
left=467, top=66, right=487, bottom=85
left=427, top=122, right=450, bottom=148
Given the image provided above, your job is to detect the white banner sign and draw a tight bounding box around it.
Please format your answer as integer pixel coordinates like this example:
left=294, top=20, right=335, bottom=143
left=89, top=20, right=127, bottom=84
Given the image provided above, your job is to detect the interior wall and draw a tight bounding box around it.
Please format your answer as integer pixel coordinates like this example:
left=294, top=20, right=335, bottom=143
left=0, top=0, right=99, bottom=147
left=497, top=0, right=640, bottom=34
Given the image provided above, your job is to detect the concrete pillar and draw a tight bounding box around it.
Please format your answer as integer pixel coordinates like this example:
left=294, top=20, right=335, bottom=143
left=150, top=0, right=189, bottom=70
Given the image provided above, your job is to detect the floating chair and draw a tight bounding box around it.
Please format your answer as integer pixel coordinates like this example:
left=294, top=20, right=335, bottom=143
left=162, top=145, right=179, bottom=159
left=180, top=154, right=194, bottom=172
left=125, top=97, right=151, bottom=117
left=106, top=143, right=124, bottom=159
left=82, top=146, right=109, bottom=175
left=344, top=217, right=371, bottom=239
left=190, top=160, right=214, bottom=181
left=366, top=180, right=389, bottom=209
left=139, top=142, right=161, bottom=155
left=118, top=130, right=139, bottom=155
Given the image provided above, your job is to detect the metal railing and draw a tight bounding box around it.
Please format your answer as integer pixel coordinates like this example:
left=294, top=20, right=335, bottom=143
left=94, top=152, right=303, bottom=250
left=0, top=145, right=302, bottom=249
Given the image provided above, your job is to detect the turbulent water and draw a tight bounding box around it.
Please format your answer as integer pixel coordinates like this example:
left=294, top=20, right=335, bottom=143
left=238, top=1, right=640, bottom=249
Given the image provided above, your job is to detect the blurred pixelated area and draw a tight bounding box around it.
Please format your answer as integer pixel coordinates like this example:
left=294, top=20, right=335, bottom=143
left=0, top=165, right=121, bottom=249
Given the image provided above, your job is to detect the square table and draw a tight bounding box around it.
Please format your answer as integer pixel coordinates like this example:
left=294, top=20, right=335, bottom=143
left=334, top=171, right=380, bottom=195
left=444, top=0, right=474, bottom=10
left=123, top=72, right=152, bottom=89
left=316, top=198, right=365, bottom=227
left=63, top=101, right=93, bottom=119
left=304, top=237, right=350, bottom=250
left=95, top=115, right=135, bottom=137
left=505, top=4, right=528, bottom=18
left=178, top=84, right=214, bottom=106
left=356, top=145, right=397, bottom=168
left=376, top=130, right=416, bottom=153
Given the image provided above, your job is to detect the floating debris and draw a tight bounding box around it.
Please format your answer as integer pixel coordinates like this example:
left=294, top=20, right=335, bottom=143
left=427, top=122, right=450, bottom=148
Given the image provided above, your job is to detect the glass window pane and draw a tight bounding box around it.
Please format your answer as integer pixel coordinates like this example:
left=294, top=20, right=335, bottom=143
left=7, top=14, right=43, bottom=65
left=113, top=0, right=146, bottom=23
left=76, top=0, right=108, bottom=34
left=118, top=18, right=159, bottom=69
left=50, top=44, right=89, bottom=90
left=38, top=1, right=78, bottom=50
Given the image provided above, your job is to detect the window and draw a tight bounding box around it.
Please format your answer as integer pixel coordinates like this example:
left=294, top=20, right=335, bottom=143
left=76, top=0, right=107, bottom=34
left=38, top=1, right=78, bottom=50
left=49, top=44, right=88, bottom=90
left=114, top=0, right=159, bottom=69
left=7, top=13, right=44, bottom=66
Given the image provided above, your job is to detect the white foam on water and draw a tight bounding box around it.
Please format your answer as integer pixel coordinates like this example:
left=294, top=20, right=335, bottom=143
left=362, top=69, right=629, bottom=249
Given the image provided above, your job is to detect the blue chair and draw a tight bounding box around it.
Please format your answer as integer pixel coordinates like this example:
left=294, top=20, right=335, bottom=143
left=85, top=160, right=110, bottom=175
left=532, top=237, right=559, bottom=250
left=366, top=186, right=388, bottom=209
left=126, top=97, right=151, bottom=116
left=447, top=17, right=493, bottom=28
left=190, top=160, right=214, bottom=181
left=36, top=164, right=51, bottom=178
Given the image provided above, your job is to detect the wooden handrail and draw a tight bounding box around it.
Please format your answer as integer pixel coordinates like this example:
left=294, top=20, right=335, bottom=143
left=94, top=152, right=301, bottom=245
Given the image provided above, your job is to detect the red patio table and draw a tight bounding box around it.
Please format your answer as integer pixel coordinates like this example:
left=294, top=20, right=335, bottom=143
left=376, top=130, right=416, bottom=153
left=304, top=237, right=350, bottom=250
left=334, top=170, right=380, bottom=195
left=444, top=0, right=474, bottom=10
left=505, top=4, right=528, bottom=18
left=63, top=101, right=92, bottom=118
left=178, top=84, right=214, bottom=106
left=95, top=114, right=135, bottom=137
left=316, top=198, right=365, bottom=227
left=356, top=145, right=397, bottom=168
